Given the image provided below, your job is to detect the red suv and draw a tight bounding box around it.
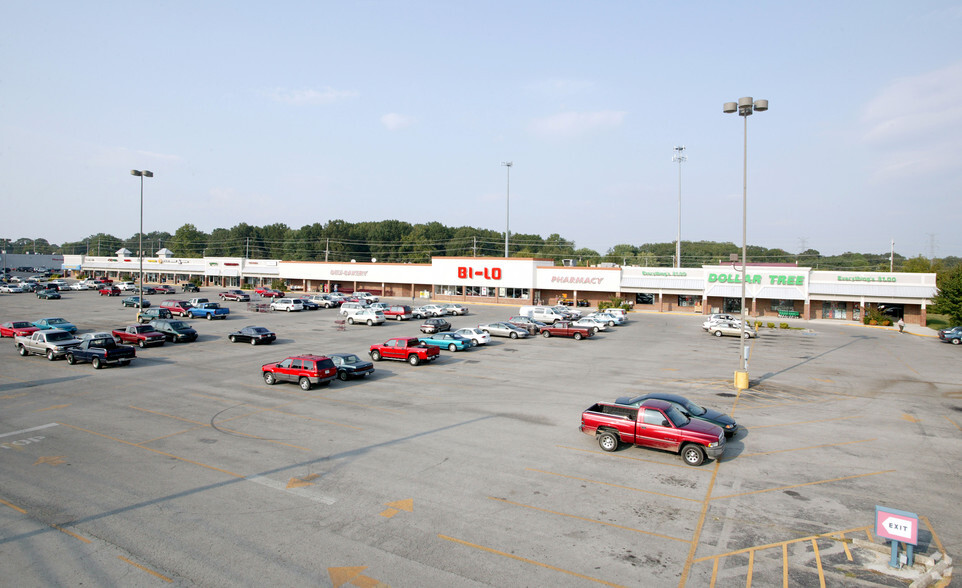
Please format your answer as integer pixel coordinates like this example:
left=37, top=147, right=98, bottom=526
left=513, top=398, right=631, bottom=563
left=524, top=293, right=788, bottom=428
left=262, top=354, right=337, bottom=390
left=159, top=300, right=193, bottom=317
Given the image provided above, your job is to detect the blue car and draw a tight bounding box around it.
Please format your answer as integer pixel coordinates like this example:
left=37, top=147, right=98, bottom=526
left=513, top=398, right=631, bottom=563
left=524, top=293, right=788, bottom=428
left=33, top=317, right=78, bottom=334
left=418, top=332, right=473, bottom=352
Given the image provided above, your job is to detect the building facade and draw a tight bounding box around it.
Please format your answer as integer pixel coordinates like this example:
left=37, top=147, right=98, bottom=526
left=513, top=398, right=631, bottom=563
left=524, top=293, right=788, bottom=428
left=62, top=254, right=938, bottom=325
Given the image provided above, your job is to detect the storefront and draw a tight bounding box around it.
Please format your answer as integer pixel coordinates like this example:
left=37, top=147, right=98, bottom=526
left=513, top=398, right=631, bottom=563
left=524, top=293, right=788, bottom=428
left=62, top=254, right=938, bottom=325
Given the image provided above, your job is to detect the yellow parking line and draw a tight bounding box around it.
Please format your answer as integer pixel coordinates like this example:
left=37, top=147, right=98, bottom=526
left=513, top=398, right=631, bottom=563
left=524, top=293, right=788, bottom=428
left=438, top=534, right=626, bottom=587
left=488, top=497, right=689, bottom=543
left=693, top=526, right=872, bottom=562
left=921, top=515, right=946, bottom=554
left=117, top=556, right=172, bottom=583
left=711, top=470, right=894, bottom=501
left=745, top=415, right=862, bottom=430
left=709, top=557, right=719, bottom=587
left=0, top=497, right=27, bottom=513
left=746, top=549, right=754, bottom=587
left=526, top=468, right=700, bottom=502
left=782, top=544, right=788, bottom=587
left=837, top=532, right=852, bottom=561
left=734, top=438, right=875, bottom=459
left=812, top=539, right=826, bottom=587
left=679, top=460, right=721, bottom=587
left=52, top=524, right=91, bottom=543
left=945, top=416, right=962, bottom=432
left=58, top=422, right=245, bottom=479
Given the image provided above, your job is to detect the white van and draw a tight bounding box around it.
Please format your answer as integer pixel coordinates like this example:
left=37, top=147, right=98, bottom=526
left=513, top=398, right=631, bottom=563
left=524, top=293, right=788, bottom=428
left=345, top=308, right=385, bottom=326
left=604, top=308, right=628, bottom=320
left=518, top=306, right=565, bottom=324
left=339, top=301, right=369, bottom=316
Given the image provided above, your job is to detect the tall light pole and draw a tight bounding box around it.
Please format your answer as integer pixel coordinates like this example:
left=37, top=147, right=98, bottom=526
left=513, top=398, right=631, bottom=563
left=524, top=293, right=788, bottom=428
left=673, top=146, right=686, bottom=268
left=723, top=97, right=767, bottom=390
left=131, top=170, right=153, bottom=317
left=501, top=161, right=512, bottom=258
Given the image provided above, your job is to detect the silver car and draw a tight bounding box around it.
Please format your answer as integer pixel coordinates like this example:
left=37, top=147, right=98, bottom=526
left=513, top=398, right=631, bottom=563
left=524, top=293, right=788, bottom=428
left=478, top=322, right=529, bottom=339
left=442, top=303, right=469, bottom=316
left=708, top=322, right=757, bottom=338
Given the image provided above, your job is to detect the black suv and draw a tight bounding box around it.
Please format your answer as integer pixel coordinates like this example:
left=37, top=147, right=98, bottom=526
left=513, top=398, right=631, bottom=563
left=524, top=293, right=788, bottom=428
left=419, top=318, right=452, bottom=334
left=148, top=319, right=198, bottom=343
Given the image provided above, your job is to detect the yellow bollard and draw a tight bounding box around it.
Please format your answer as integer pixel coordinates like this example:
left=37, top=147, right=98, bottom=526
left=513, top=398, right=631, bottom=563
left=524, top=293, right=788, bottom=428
left=734, top=370, right=749, bottom=390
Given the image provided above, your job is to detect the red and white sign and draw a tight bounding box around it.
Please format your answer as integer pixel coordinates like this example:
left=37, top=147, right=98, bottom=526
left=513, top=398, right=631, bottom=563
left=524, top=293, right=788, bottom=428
left=875, top=506, right=918, bottom=545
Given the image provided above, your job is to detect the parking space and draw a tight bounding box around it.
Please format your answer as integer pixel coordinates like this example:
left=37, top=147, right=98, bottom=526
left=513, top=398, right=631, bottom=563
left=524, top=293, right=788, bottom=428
left=1, top=287, right=959, bottom=586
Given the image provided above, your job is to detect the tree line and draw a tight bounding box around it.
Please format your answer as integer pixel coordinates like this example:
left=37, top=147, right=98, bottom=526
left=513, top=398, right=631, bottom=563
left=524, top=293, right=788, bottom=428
left=5, top=220, right=959, bottom=272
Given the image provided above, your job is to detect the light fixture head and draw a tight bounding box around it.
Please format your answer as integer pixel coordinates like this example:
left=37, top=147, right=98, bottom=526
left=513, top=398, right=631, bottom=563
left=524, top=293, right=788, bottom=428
left=723, top=102, right=737, bottom=114
left=501, top=161, right=513, bottom=167
left=754, top=99, right=768, bottom=112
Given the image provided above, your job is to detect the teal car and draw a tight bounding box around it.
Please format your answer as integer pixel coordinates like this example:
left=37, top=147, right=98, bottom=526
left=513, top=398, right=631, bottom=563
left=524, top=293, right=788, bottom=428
left=418, top=332, right=473, bottom=352
left=33, top=317, right=78, bottom=334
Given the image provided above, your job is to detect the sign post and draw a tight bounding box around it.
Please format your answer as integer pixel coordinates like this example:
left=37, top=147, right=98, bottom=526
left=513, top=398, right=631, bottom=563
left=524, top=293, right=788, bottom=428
left=875, top=506, right=918, bottom=567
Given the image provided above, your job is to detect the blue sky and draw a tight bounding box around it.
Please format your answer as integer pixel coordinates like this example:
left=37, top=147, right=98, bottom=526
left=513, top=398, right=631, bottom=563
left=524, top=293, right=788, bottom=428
left=3, top=1, right=961, bottom=259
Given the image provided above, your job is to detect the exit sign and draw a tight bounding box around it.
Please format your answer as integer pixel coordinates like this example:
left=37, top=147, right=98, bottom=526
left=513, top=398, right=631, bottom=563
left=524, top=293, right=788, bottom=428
left=875, top=506, right=918, bottom=545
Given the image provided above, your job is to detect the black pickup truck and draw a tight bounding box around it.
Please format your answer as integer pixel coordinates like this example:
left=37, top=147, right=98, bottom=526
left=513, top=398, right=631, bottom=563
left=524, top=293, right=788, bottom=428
left=65, top=337, right=136, bottom=369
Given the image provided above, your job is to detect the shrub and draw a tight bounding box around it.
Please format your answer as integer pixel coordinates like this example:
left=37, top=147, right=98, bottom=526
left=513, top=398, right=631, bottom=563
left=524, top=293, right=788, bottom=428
left=270, top=279, right=287, bottom=293
left=240, top=284, right=252, bottom=290
left=779, top=322, right=789, bottom=329
left=767, top=322, right=775, bottom=329
left=754, top=321, right=762, bottom=329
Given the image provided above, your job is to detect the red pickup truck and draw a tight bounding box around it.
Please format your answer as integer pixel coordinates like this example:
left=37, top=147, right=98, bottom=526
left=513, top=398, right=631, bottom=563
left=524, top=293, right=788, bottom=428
left=112, top=324, right=166, bottom=348
left=369, top=337, right=441, bottom=366
left=539, top=321, right=594, bottom=340
left=580, top=399, right=725, bottom=466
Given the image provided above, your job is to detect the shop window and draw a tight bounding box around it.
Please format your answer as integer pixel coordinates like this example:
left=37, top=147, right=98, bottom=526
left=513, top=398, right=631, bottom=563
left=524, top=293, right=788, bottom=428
left=723, top=298, right=742, bottom=313
left=821, top=301, right=847, bottom=319
left=770, top=299, right=794, bottom=311
left=678, top=295, right=696, bottom=307
left=636, top=293, right=654, bottom=305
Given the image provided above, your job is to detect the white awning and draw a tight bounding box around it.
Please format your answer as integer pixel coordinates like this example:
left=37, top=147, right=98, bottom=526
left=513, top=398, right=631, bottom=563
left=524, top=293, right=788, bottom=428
left=754, top=286, right=806, bottom=300
left=621, top=277, right=703, bottom=290
left=809, top=284, right=937, bottom=298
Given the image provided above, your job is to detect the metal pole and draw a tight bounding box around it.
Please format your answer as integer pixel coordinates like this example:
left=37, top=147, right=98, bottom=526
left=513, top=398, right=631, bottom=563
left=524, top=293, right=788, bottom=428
left=502, top=161, right=512, bottom=258
left=739, top=115, right=748, bottom=372
left=677, top=158, right=682, bottom=268
left=139, top=174, right=144, bottom=320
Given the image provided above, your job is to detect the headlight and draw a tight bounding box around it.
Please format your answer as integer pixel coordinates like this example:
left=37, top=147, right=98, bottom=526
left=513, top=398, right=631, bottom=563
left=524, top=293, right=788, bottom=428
left=725, top=424, right=734, bottom=429
left=708, top=441, right=718, bottom=448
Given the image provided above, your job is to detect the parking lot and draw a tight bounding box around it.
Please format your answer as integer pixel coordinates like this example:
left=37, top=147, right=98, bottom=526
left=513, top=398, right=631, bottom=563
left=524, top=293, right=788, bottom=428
left=1, top=286, right=960, bottom=587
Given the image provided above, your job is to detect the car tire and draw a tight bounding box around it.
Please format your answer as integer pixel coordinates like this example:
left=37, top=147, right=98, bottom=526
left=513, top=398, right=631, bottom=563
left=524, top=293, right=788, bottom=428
left=46, top=349, right=56, bottom=361
left=598, top=431, right=619, bottom=452
left=66, top=354, right=76, bottom=365
left=682, top=444, right=705, bottom=466
left=18, top=345, right=28, bottom=357
left=396, top=315, right=402, bottom=321
left=138, top=340, right=146, bottom=348
left=953, top=339, right=960, bottom=345
left=347, top=317, right=355, bottom=325
left=371, top=350, right=382, bottom=361
left=250, top=338, right=257, bottom=345
left=448, top=343, right=457, bottom=352
left=574, top=332, right=583, bottom=340
left=367, top=320, right=373, bottom=326
left=92, top=357, right=102, bottom=369
left=338, top=371, right=349, bottom=381
left=286, top=307, right=292, bottom=312
left=714, top=331, right=723, bottom=337
left=206, top=314, right=213, bottom=320
left=542, top=331, right=551, bottom=338
left=264, top=372, right=276, bottom=385
left=229, top=335, right=236, bottom=343
left=510, top=332, right=518, bottom=339
left=408, top=354, right=420, bottom=366
left=299, top=377, right=312, bottom=391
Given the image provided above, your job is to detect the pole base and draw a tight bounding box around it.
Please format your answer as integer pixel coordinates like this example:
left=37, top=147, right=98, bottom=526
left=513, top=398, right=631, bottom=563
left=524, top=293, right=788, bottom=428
left=734, top=370, right=749, bottom=390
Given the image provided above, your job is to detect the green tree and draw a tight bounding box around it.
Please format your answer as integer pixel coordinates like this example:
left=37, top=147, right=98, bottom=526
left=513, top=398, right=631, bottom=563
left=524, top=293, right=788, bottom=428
left=932, top=266, right=962, bottom=324
left=167, top=224, right=208, bottom=257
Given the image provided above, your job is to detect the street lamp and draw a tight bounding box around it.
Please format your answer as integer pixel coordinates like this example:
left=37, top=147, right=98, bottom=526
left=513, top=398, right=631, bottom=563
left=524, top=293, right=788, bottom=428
left=672, top=146, right=686, bottom=268
left=501, top=161, right=512, bottom=258
left=723, top=97, right=767, bottom=390
left=130, top=170, right=153, bottom=317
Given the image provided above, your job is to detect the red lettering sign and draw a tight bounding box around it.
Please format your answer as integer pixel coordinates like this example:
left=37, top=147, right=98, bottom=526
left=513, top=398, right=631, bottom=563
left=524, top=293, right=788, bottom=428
left=457, top=266, right=502, bottom=280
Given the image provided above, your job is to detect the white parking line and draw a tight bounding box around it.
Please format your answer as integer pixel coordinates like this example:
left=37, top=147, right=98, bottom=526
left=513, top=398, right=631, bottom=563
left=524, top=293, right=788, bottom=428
left=0, top=423, right=59, bottom=439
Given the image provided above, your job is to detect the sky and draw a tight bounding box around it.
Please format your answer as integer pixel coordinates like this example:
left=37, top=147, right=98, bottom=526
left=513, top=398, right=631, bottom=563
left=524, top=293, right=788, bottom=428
left=2, top=1, right=961, bottom=259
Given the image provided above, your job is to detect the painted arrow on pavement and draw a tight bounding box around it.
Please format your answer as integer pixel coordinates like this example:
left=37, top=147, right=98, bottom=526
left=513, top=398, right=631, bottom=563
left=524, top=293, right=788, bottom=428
left=379, top=498, right=413, bottom=518
left=328, top=566, right=388, bottom=587
left=286, top=473, right=321, bottom=489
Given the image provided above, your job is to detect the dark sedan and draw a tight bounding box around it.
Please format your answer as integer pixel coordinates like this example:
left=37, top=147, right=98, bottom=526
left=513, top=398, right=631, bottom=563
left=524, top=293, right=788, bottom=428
left=37, top=288, right=61, bottom=300
left=329, top=353, right=375, bottom=381
left=420, top=317, right=452, bottom=334
left=228, top=326, right=277, bottom=345
left=298, top=297, right=321, bottom=310
left=615, top=393, right=738, bottom=438
left=148, top=319, right=198, bottom=343
left=122, top=296, right=150, bottom=308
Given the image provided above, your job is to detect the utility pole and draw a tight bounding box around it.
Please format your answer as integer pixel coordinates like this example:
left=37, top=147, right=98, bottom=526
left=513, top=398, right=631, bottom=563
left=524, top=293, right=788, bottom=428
left=473, top=236, right=477, bottom=257
left=673, top=146, right=686, bottom=268
left=246, top=237, right=250, bottom=259
left=890, top=239, right=895, bottom=272
left=325, top=238, right=329, bottom=262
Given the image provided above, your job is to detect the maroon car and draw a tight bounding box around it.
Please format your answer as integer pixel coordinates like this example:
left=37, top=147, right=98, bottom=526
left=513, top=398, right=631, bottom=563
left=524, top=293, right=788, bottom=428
left=99, top=286, right=121, bottom=296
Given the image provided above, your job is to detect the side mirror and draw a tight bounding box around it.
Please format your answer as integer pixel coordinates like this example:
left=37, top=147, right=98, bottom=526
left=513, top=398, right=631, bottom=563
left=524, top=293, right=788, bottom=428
left=275, top=364, right=282, bottom=368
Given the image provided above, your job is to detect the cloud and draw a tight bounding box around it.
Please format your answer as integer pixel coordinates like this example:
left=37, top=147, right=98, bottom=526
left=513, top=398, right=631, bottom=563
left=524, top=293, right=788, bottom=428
left=268, top=87, right=358, bottom=105
left=529, top=110, right=626, bottom=137
left=380, top=113, right=415, bottom=131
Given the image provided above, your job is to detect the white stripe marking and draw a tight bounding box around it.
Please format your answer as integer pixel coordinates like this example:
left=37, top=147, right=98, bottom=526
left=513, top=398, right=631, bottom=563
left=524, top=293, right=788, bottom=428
left=0, top=423, right=59, bottom=439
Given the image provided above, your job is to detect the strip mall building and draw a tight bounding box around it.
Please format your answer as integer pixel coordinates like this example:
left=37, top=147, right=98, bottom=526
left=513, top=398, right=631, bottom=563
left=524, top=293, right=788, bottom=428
left=63, top=253, right=938, bottom=325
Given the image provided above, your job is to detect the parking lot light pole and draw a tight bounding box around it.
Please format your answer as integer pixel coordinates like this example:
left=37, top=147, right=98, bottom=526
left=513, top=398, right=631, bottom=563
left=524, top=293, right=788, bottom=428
left=673, top=146, right=686, bottom=268
left=723, top=97, right=767, bottom=390
left=131, top=170, right=153, bottom=318
left=502, top=161, right=512, bottom=258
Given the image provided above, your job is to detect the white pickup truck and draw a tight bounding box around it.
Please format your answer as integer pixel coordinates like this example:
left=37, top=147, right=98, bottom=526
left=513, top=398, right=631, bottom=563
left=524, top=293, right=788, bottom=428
left=15, top=330, right=82, bottom=360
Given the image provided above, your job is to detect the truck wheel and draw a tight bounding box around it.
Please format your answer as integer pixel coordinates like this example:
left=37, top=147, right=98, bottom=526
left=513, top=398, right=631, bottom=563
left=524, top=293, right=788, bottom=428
left=338, top=370, right=349, bottom=381
left=598, top=431, right=619, bottom=452
left=573, top=332, right=583, bottom=340
left=542, top=331, right=551, bottom=338
left=46, top=349, right=56, bottom=361
left=714, top=331, right=723, bottom=337
left=92, top=357, right=102, bottom=369
left=299, top=377, right=312, bottom=391
left=371, top=350, right=382, bottom=361
left=408, top=354, right=420, bottom=366
left=18, top=345, right=28, bottom=357
left=66, top=354, right=76, bottom=365
left=682, top=444, right=705, bottom=466
left=347, top=317, right=355, bottom=325
left=396, top=315, right=402, bottom=320
left=510, top=332, right=518, bottom=339
left=207, top=314, right=214, bottom=320
left=264, top=372, right=276, bottom=385
left=138, top=340, right=146, bottom=348
left=448, top=343, right=457, bottom=352
left=120, top=360, right=130, bottom=366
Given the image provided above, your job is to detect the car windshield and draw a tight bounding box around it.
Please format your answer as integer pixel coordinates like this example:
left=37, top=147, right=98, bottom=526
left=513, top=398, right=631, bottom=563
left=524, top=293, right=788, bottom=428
left=665, top=405, right=690, bottom=427
left=682, top=401, right=706, bottom=416
left=13, top=321, right=32, bottom=328
left=133, top=326, right=150, bottom=333
left=251, top=327, right=270, bottom=334
left=47, top=332, right=74, bottom=342
left=48, top=318, right=66, bottom=325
